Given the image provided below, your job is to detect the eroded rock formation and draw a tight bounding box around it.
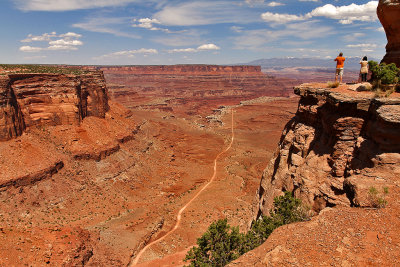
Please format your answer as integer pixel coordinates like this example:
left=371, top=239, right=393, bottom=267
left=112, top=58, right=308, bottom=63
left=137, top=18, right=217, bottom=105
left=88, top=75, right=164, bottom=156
left=0, top=71, right=109, bottom=141
left=378, top=0, right=400, bottom=66
left=102, top=64, right=262, bottom=75
left=0, top=76, right=25, bottom=141
left=255, top=84, right=400, bottom=217
left=102, top=65, right=298, bottom=113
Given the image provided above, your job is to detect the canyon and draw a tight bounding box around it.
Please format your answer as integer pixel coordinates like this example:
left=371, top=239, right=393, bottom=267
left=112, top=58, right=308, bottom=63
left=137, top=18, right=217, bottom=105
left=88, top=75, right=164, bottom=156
left=101, top=65, right=299, bottom=116
left=1, top=61, right=399, bottom=266
left=1, top=2, right=400, bottom=267
left=0, top=65, right=299, bottom=265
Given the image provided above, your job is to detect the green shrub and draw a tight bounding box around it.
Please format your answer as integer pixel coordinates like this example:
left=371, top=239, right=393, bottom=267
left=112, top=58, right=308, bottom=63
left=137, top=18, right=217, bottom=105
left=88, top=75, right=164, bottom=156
left=368, top=186, right=388, bottom=208
left=184, top=218, right=243, bottom=266
left=369, top=60, right=400, bottom=85
left=184, top=192, right=309, bottom=266
left=241, top=192, right=309, bottom=253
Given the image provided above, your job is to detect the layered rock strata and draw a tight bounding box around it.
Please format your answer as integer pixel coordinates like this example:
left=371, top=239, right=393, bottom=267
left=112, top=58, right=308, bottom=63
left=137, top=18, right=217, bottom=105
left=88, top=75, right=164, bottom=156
left=0, top=76, right=25, bottom=141
left=102, top=65, right=298, bottom=112
left=101, top=65, right=262, bottom=75
left=255, top=84, right=400, bottom=217
left=0, top=71, right=109, bottom=141
left=378, top=0, right=400, bottom=66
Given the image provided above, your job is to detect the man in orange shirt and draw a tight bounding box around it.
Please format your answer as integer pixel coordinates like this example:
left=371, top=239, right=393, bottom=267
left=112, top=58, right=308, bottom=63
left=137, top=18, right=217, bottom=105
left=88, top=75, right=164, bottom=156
left=334, top=52, right=346, bottom=83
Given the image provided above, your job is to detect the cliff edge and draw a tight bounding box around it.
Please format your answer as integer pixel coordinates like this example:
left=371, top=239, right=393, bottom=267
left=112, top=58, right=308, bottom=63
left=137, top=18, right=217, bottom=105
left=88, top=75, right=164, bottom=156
left=228, top=84, right=400, bottom=266
left=255, top=84, right=400, bottom=217
left=0, top=71, right=109, bottom=141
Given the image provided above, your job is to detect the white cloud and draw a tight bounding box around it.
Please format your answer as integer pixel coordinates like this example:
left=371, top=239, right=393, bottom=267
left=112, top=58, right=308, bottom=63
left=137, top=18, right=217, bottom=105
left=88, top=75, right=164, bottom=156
left=168, top=48, right=197, bottom=53
left=21, top=32, right=57, bottom=42
left=132, top=18, right=162, bottom=29
left=49, top=39, right=83, bottom=46
left=19, top=46, right=43, bottom=52
left=261, top=12, right=310, bottom=23
left=346, top=44, right=377, bottom=48
left=261, top=1, right=378, bottom=25
left=377, top=27, right=384, bottom=32
left=13, top=0, right=146, bottom=11
left=168, top=43, right=220, bottom=53
left=95, top=48, right=158, bottom=59
left=59, top=32, right=82, bottom=38
left=19, top=32, right=83, bottom=52
left=234, top=20, right=334, bottom=50
left=154, top=1, right=260, bottom=26
left=309, top=1, right=378, bottom=24
left=132, top=18, right=174, bottom=33
left=197, top=44, right=220, bottom=50
left=346, top=43, right=379, bottom=52
left=48, top=45, right=79, bottom=51
left=267, top=2, right=284, bottom=7
left=231, top=26, right=244, bottom=33
left=73, top=17, right=141, bottom=39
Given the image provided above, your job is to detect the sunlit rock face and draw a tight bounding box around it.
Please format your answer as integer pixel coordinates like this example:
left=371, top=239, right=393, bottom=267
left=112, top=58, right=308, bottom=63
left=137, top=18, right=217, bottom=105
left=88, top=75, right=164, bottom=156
left=0, top=72, right=109, bottom=141
left=254, top=84, right=400, bottom=218
left=378, top=0, right=400, bottom=66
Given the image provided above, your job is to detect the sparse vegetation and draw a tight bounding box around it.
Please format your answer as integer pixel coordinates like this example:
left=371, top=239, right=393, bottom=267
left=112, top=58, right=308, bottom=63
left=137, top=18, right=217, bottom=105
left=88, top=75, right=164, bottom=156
left=368, top=186, right=389, bottom=208
left=374, top=87, right=396, bottom=98
left=0, top=64, right=90, bottom=75
left=368, top=61, right=400, bottom=95
left=327, top=81, right=340, bottom=88
left=184, top=192, right=309, bottom=266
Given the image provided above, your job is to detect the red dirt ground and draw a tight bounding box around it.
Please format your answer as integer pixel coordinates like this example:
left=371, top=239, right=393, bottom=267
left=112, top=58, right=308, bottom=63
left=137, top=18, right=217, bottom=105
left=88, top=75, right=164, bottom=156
left=0, top=89, right=298, bottom=266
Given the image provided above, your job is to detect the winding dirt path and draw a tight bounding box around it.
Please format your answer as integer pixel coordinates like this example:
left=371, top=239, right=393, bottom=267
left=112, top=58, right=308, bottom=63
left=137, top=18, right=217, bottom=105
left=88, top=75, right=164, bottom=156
left=130, top=109, right=235, bottom=266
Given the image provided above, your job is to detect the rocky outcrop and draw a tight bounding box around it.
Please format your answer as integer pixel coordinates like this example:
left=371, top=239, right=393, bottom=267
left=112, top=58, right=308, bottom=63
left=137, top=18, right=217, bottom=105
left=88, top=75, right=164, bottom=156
left=0, top=71, right=109, bottom=141
left=80, top=72, right=109, bottom=118
left=0, top=76, right=25, bottom=141
left=0, top=160, right=64, bottom=190
left=255, top=84, right=400, bottom=217
left=378, top=0, right=400, bottom=66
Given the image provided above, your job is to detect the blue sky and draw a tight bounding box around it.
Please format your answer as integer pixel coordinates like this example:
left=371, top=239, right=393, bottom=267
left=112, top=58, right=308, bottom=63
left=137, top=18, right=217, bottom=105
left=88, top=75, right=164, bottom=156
left=0, top=0, right=387, bottom=65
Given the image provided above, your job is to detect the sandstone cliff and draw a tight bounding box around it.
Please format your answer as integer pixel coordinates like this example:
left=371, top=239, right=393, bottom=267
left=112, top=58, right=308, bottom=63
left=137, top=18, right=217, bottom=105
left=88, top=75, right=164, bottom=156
left=378, top=0, right=400, bottom=66
left=0, top=71, right=109, bottom=141
left=0, top=76, right=25, bottom=141
left=255, top=84, right=400, bottom=217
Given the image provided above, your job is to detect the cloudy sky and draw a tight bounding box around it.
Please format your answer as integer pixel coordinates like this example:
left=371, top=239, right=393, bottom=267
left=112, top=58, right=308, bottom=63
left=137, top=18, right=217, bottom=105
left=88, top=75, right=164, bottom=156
left=0, top=0, right=387, bottom=65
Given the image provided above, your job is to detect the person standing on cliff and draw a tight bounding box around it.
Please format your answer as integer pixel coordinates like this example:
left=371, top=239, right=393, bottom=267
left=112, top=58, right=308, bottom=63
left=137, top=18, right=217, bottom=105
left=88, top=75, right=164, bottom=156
left=359, top=56, right=369, bottom=82
left=334, top=52, right=346, bottom=84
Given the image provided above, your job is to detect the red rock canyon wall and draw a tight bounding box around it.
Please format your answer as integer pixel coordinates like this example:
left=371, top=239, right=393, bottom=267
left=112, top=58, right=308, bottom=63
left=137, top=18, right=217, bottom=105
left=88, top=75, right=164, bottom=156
left=255, top=84, right=400, bottom=218
left=0, top=71, right=109, bottom=141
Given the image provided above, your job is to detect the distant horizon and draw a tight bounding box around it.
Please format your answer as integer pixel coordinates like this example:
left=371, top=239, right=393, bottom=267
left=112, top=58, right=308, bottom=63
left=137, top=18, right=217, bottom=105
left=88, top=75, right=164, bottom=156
left=0, top=55, right=382, bottom=67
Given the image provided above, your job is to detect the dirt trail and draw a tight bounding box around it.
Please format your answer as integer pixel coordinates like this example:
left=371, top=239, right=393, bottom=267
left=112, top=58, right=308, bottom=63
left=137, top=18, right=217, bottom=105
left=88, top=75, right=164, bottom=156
left=130, top=109, right=235, bottom=266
